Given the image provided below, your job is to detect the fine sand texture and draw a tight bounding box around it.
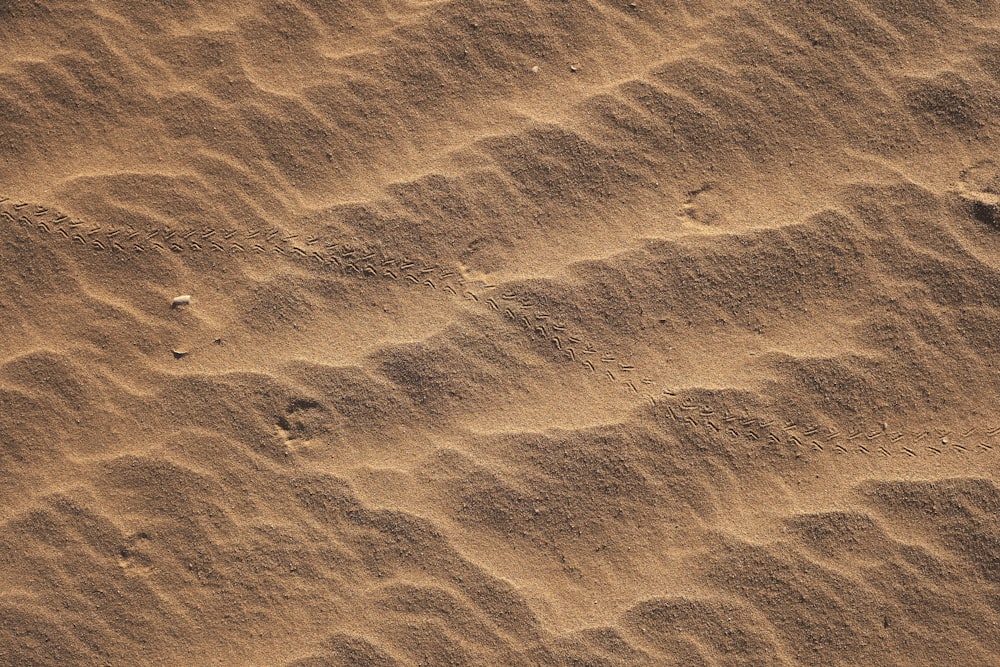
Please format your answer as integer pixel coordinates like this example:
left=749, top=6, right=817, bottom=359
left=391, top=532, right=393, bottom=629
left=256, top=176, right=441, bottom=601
left=1, top=1, right=999, bottom=665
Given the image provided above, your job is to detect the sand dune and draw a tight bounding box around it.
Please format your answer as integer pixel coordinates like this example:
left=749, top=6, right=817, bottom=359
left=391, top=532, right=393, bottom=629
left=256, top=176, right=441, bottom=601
left=1, top=1, right=998, bottom=665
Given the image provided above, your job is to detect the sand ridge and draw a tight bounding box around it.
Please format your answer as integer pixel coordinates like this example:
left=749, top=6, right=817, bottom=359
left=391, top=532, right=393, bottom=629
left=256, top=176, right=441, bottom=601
left=2, top=195, right=996, bottom=461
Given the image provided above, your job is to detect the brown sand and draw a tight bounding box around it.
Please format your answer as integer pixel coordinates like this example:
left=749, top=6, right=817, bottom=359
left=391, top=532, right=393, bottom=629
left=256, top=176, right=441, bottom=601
left=1, top=1, right=999, bottom=665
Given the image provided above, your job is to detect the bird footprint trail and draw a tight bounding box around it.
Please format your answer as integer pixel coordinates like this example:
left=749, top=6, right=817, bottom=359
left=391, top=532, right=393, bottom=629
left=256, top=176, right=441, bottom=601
left=3, top=195, right=997, bottom=462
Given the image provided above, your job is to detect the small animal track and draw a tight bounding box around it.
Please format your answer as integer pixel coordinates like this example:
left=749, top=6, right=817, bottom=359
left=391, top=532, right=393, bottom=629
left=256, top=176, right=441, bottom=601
left=2, top=196, right=996, bottom=462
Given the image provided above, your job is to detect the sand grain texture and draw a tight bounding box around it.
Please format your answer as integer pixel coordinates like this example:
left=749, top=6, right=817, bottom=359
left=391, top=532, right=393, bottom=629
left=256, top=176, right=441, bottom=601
left=1, top=1, right=999, bottom=665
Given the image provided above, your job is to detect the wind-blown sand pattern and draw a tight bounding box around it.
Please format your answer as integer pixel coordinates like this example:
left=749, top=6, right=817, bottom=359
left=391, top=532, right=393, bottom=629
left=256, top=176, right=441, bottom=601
left=1, top=1, right=999, bottom=666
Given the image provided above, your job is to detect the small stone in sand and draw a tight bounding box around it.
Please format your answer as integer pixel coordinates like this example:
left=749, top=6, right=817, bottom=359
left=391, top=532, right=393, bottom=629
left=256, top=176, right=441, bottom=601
left=172, top=349, right=188, bottom=359
left=171, top=295, right=192, bottom=308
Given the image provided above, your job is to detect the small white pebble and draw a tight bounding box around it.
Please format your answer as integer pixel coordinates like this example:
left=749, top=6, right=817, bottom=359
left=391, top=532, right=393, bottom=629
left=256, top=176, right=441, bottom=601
left=531, top=65, right=540, bottom=74
left=171, top=294, right=191, bottom=308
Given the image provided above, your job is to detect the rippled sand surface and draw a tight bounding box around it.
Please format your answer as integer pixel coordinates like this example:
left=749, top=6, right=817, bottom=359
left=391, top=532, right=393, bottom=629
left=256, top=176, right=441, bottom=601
left=1, top=1, right=999, bottom=665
